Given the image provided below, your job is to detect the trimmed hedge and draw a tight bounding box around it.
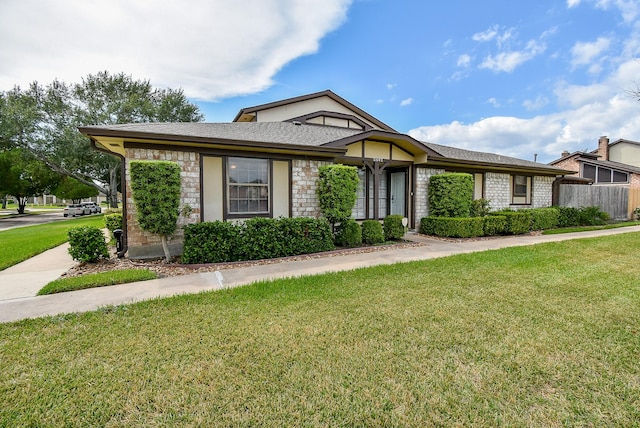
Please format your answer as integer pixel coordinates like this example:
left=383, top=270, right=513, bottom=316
left=528, top=207, right=560, bottom=231
left=483, top=215, right=506, bottom=236
left=555, top=206, right=609, bottom=227
left=182, top=221, right=244, bottom=264
left=181, top=217, right=335, bottom=264
left=67, top=226, right=109, bottom=263
left=492, top=211, right=531, bottom=235
left=335, top=219, right=362, bottom=248
left=428, top=173, right=474, bottom=218
left=384, top=214, right=405, bottom=240
left=362, top=220, right=384, bottom=245
left=420, top=217, right=484, bottom=238
left=104, top=213, right=123, bottom=239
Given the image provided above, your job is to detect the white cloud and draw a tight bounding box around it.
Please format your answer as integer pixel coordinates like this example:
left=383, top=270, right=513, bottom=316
left=457, top=54, right=471, bottom=68
left=487, top=98, right=501, bottom=108
left=523, top=95, right=550, bottom=111
left=0, top=0, right=352, bottom=100
left=595, top=0, right=640, bottom=23
left=567, top=0, right=582, bottom=7
left=387, top=83, right=397, bottom=90
left=479, top=40, right=546, bottom=73
left=409, top=59, right=640, bottom=163
left=571, top=37, right=611, bottom=67
left=472, top=25, right=500, bottom=42
left=400, top=98, right=413, bottom=106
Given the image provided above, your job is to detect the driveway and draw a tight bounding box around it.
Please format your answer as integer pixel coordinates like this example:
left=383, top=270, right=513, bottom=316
left=0, top=210, right=90, bottom=231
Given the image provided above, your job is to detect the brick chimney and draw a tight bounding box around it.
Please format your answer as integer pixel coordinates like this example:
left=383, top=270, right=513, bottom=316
left=598, top=136, right=609, bottom=160
left=561, top=150, right=570, bottom=157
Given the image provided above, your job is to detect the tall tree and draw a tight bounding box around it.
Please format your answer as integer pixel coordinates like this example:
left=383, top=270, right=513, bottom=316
left=53, top=176, right=99, bottom=204
left=0, top=149, right=61, bottom=214
left=0, top=71, right=203, bottom=207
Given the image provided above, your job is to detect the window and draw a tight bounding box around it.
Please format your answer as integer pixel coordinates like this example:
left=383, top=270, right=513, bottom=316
left=582, top=162, right=628, bottom=184
left=351, top=168, right=389, bottom=220
left=511, top=175, right=531, bottom=205
left=227, top=157, right=269, bottom=215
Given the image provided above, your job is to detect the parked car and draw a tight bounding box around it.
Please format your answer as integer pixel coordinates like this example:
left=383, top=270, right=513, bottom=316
left=81, top=202, right=101, bottom=214
left=63, top=204, right=84, bottom=217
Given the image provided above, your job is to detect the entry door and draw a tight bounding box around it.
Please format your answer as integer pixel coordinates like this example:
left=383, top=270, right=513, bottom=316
left=390, top=171, right=406, bottom=216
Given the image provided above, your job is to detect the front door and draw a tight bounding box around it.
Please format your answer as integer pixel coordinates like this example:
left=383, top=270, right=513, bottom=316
left=390, top=171, right=406, bottom=216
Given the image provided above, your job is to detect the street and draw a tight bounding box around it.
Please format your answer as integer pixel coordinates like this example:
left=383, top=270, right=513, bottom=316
left=0, top=210, right=83, bottom=231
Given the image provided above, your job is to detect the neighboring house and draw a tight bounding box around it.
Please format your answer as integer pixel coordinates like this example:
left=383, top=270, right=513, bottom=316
left=550, top=136, right=640, bottom=188
left=80, top=90, right=571, bottom=259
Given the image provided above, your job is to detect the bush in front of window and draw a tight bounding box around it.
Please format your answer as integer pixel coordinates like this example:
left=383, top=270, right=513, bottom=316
left=67, top=226, right=109, bottom=263
left=428, top=173, right=474, bottom=218
left=470, top=198, right=491, bottom=217
left=491, top=211, right=531, bottom=235
left=181, top=218, right=334, bottom=264
left=182, top=221, right=244, bottom=264
left=362, top=220, right=385, bottom=245
left=334, top=219, right=362, bottom=248
left=527, top=207, right=560, bottom=230
left=419, top=217, right=484, bottom=238
left=383, top=215, right=405, bottom=241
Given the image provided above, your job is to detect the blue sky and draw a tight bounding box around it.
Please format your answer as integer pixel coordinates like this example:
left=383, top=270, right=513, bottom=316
left=1, top=0, right=639, bottom=162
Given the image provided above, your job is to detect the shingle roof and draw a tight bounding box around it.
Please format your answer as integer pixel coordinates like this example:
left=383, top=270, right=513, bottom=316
left=81, top=122, right=363, bottom=147
left=422, top=141, right=565, bottom=171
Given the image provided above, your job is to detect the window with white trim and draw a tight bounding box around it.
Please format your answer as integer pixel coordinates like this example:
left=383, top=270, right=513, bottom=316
left=511, top=175, right=532, bottom=205
left=227, top=157, right=269, bottom=215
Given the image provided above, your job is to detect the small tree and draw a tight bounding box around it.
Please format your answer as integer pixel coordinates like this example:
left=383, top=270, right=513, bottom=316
left=130, top=160, right=181, bottom=262
left=53, top=176, right=99, bottom=203
left=316, top=164, right=359, bottom=230
left=428, top=173, right=473, bottom=217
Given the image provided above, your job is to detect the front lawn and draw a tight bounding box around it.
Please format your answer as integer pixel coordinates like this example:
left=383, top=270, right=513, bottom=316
left=1, top=233, right=639, bottom=426
left=0, top=215, right=105, bottom=270
left=38, top=270, right=158, bottom=295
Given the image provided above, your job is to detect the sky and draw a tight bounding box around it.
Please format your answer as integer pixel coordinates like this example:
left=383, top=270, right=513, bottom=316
left=1, top=0, right=640, bottom=163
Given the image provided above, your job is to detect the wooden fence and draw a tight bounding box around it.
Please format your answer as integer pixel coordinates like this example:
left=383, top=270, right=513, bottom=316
left=557, top=184, right=640, bottom=220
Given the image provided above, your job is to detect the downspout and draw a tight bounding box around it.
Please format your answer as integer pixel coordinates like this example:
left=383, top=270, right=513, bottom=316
left=90, top=139, right=128, bottom=258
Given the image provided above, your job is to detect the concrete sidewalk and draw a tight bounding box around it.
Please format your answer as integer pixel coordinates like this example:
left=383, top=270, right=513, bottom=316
left=1, top=226, right=639, bottom=323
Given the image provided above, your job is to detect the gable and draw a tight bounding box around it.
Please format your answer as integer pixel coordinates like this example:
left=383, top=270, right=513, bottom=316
left=609, top=140, right=640, bottom=168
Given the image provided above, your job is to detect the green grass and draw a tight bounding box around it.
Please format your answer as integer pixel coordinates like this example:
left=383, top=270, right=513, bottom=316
left=542, top=220, right=640, bottom=235
left=1, top=233, right=640, bottom=426
left=0, top=215, right=105, bottom=270
left=38, top=269, right=158, bottom=295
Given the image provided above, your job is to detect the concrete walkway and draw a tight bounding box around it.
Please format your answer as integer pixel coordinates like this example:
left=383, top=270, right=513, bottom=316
left=1, top=226, right=639, bottom=323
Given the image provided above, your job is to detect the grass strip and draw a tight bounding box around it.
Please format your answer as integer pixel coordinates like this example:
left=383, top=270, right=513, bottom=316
left=0, top=215, right=105, bottom=270
left=38, top=269, right=158, bottom=295
left=542, top=220, right=640, bottom=235
left=1, top=232, right=639, bottom=426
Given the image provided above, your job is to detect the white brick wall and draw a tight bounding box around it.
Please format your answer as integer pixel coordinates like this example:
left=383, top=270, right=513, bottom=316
left=291, top=159, right=331, bottom=218
left=415, top=167, right=446, bottom=219
left=484, top=172, right=511, bottom=210
left=532, top=176, right=554, bottom=208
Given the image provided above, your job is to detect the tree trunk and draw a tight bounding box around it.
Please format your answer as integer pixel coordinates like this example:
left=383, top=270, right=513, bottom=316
left=1, top=195, right=6, bottom=210
left=17, top=197, right=27, bottom=214
left=160, top=235, right=171, bottom=263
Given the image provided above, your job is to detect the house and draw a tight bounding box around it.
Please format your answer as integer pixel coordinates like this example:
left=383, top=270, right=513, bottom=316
left=550, top=136, right=640, bottom=187
left=80, top=90, right=571, bottom=259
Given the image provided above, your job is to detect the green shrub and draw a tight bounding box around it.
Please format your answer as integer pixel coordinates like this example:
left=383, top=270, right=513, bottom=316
left=578, top=206, right=609, bottom=226
left=383, top=215, right=405, bottom=240
left=181, top=221, right=244, bottom=264
left=527, top=207, right=560, bottom=230
left=556, top=206, right=581, bottom=227
left=67, top=226, right=109, bottom=263
left=104, top=213, right=123, bottom=238
left=470, top=198, right=491, bottom=217
left=317, top=165, right=359, bottom=227
left=362, top=220, right=384, bottom=245
left=492, top=211, right=531, bottom=235
left=555, top=206, right=609, bottom=227
left=335, top=219, right=362, bottom=248
left=420, top=217, right=484, bottom=238
left=483, top=215, right=506, bottom=236
left=429, top=173, right=474, bottom=218
left=182, top=218, right=335, bottom=264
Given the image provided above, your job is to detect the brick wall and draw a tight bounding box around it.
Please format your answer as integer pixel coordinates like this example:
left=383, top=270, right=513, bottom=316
left=532, top=176, right=554, bottom=207
left=291, top=159, right=331, bottom=218
left=414, top=167, right=445, bottom=219
left=552, top=157, right=580, bottom=174
left=125, top=148, right=200, bottom=257
left=485, top=172, right=511, bottom=210
left=630, top=173, right=640, bottom=188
